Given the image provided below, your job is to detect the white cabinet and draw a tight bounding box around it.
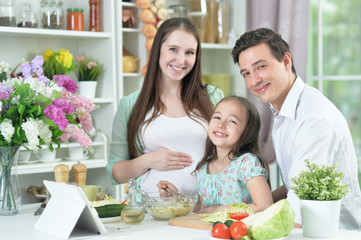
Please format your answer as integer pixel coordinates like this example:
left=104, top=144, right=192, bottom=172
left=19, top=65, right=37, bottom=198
left=0, top=0, right=118, bottom=204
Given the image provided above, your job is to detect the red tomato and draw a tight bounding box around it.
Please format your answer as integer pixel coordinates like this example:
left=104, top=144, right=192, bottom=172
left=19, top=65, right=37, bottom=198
left=230, top=221, right=248, bottom=240
left=229, top=213, right=249, bottom=220
left=212, top=223, right=231, bottom=239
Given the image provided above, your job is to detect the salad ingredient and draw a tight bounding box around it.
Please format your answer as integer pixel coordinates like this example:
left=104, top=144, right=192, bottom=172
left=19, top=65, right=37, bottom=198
left=95, top=204, right=126, bottom=218
left=229, top=213, right=249, bottom=220
left=224, top=219, right=234, bottom=228
left=212, top=223, right=231, bottom=239
left=230, top=221, right=248, bottom=240
left=230, top=202, right=254, bottom=214
left=148, top=203, right=192, bottom=219
left=203, top=203, right=254, bottom=223
left=212, top=221, right=223, bottom=228
left=242, top=199, right=295, bottom=240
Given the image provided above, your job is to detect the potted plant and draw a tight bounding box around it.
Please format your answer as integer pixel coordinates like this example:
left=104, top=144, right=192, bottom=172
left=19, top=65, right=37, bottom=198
left=0, top=56, right=94, bottom=215
left=75, top=56, right=104, bottom=99
left=42, top=49, right=76, bottom=78
left=291, top=159, right=349, bottom=238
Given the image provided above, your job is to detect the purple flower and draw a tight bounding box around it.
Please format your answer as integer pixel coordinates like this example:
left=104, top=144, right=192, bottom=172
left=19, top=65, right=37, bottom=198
left=38, top=75, right=49, bottom=85
left=53, top=98, right=74, bottom=115
left=21, top=62, right=32, bottom=79
left=31, top=55, right=44, bottom=76
left=53, top=75, right=78, bottom=94
left=0, top=85, right=12, bottom=100
left=44, top=105, right=68, bottom=131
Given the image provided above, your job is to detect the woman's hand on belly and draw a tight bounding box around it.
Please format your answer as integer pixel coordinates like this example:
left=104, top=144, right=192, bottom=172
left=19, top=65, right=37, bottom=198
left=145, top=147, right=193, bottom=171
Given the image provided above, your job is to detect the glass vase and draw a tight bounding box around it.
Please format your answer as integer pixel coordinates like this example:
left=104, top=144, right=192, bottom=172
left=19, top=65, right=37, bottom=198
left=0, top=146, right=21, bottom=215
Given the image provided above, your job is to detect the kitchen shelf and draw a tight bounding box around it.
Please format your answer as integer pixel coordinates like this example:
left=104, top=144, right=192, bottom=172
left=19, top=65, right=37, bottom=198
left=17, top=159, right=107, bottom=175
left=91, top=98, right=113, bottom=104
left=0, top=26, right=112, bottom=39
left=201, top=43, right=233, bottom=50
left=123, top=73, right=142, bottom=77
left=122, top=28, right=141, bottom=33
left=17, top=132, right=108, bottom=175
left=122, top=2, right=137, bottom=8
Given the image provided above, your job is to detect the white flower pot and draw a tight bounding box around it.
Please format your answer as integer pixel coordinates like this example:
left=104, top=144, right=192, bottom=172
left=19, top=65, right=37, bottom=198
left=78, top=81, right=97, bottom=99
left=300, top=199, right=341, bottom=238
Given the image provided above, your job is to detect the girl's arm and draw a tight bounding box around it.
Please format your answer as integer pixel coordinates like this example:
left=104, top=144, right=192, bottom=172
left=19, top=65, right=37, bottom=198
left=246, top=175, right=273, bottom=213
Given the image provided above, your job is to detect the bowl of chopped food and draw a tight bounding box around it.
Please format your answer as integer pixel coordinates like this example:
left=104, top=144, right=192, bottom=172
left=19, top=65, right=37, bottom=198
left=146, top=193, right=197, bottom=220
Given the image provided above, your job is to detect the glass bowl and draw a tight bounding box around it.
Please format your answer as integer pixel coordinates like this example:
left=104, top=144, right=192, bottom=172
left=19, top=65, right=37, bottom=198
left=146, top=194, right=196, bottom=220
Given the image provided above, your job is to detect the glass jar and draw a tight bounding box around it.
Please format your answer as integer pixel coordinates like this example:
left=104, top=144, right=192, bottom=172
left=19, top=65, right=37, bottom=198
left=17, top=2, right=38, bottom=28
left=0, top=0, right=16, bottom=27
left=40, top=0, right=64, bottom=29
left=89, top=0, right=101, bottom=32
left=67, top=8, right=84, bottom=31
left=168, top=5, right=188, bottom=18
left=120, top=178, right=148, bottom=224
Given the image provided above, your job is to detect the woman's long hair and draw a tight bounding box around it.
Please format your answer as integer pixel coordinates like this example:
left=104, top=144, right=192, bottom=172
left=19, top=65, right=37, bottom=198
left=127, top=18, right=214, bottom=158
left=194, top=96, right=271, bottom=187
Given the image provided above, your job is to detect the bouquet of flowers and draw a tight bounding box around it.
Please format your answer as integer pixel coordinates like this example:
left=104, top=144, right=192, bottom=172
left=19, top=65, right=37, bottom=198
left=291, top=159, right=349, bottom=200
left=0, top=56, right=95, bottom=214
left=0, top=61, right=10, bottom=81
left=42, top=49, right=76, bottom=79
left=75, top=56, right=104, bottom=81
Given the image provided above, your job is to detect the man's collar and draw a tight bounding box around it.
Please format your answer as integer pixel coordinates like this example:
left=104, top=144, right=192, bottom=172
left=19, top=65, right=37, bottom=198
left=270, top=76, right=305, bottom=119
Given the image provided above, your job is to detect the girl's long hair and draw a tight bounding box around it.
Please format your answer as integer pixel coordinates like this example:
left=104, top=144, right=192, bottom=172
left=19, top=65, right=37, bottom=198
left=194, top=96, right=271, bottom=187
left=127, top=18, right=214, bottom=158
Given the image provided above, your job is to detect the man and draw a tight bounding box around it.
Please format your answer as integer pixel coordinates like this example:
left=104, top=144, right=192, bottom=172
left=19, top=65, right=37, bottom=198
left=231, top=28, right=361, bottom=230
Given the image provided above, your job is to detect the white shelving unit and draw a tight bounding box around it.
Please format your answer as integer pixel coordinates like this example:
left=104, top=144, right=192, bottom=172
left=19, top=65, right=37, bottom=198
left=1, top=0, right=118, bottom=204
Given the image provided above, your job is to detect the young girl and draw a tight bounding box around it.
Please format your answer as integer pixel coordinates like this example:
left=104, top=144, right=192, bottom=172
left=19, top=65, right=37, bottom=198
left=158, top=96, right=273, bottom=213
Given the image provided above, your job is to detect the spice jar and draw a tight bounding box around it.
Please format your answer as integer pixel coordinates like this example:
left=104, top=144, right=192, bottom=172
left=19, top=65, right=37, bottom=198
left=89, top=0, right=101, bottom=32
left=0, top=0, right=16, bottom=27
left=67, top=8, right=84, bottom=31
left=17, top=2, right=38, bottom=28
left=40, top=0, right=64, bottom=29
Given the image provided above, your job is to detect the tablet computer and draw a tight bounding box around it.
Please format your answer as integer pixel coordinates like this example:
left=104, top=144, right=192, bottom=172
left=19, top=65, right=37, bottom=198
left=34, top=180, right=107, bottom=239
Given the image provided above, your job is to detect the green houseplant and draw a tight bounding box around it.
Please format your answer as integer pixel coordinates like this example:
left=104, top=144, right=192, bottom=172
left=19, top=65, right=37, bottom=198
left=75, top=56, right=104, bottom=99
left=291, top=159, right=349, bottom=238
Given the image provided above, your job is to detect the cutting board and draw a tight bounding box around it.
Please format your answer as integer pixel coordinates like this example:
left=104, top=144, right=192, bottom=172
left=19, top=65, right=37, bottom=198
left=168, top=214, right=212, bottom=230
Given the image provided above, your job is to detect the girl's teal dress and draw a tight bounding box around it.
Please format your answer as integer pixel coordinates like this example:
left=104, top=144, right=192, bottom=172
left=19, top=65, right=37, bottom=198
left=196, top=153, right=268, bottom=209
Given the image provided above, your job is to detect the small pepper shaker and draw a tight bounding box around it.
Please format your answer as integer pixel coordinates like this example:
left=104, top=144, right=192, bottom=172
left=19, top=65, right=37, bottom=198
left=72, top=162, right=87, bottom=186
left=54, top=164, right=70, bottom=183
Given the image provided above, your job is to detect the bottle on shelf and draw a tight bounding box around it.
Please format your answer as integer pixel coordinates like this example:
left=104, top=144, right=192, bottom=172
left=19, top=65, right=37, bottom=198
left=0, top=0, right=16, bottom=27
left=17, top=2, right=38, bottom=28
left=89, top=0, right=101, bottom=32
left=67, top=8, right=84, bottom=31
left=40, top=0, right=64, bottom=29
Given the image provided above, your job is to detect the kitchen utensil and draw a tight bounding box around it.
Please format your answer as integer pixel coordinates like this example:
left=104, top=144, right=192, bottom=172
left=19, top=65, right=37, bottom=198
left=121, top=178, right=149, bottom=224
left=147, top=192, right=196, bottom=220
left=72, top=162, right=87, bottom=186
left=168, top=213, right=212, bottom=230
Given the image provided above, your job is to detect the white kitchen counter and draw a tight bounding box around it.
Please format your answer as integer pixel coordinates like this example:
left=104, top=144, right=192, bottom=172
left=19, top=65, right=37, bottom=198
left=1, top=204, right=360, bottom=240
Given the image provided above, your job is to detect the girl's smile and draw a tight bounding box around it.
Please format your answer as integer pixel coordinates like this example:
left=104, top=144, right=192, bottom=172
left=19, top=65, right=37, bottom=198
left=208, top=99, right=248, bottom=153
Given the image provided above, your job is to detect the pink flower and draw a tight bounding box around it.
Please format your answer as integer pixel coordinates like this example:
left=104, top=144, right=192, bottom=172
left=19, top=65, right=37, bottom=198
left=77, top=112, right=93, bottom=132
left=61, top=125, right=92, bottom=148
left=53, top=75, right=78, bottom=94
left=87, top=61, right=97, bottom=69
left=76, top=56, right=85, bottom=62
left=53, top=98, right=74, bottom=115
left=44, top=105, right=68, bottom=131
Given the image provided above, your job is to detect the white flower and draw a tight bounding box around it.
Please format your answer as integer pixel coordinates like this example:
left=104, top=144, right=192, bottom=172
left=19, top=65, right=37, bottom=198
left=0, top=61, right=10, bottom=73
left=0, top=101, right=2, bottom=112
left=21, top=118, right=40, bottom=149
left=0, top=118, right=15, bottom=142
left=37, top=119, right=52, bottom=144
